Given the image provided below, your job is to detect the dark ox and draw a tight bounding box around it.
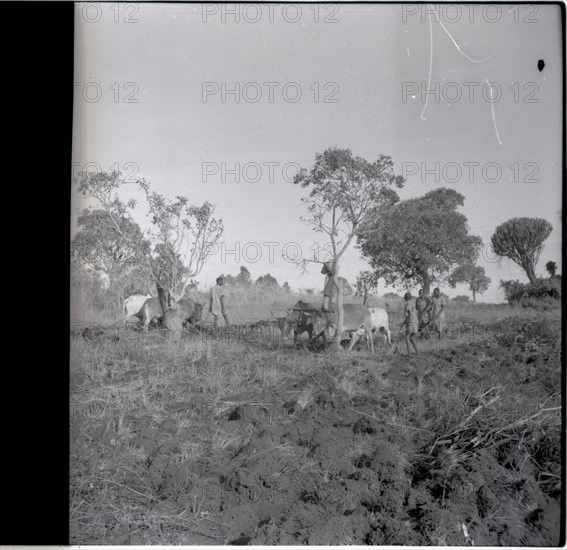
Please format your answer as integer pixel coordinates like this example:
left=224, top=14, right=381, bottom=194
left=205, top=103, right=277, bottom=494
left=141, top=296, right=203, bottom=331
left=274, top=301, right=322, bottom=342
left=249, top=319, right=283, bottom=332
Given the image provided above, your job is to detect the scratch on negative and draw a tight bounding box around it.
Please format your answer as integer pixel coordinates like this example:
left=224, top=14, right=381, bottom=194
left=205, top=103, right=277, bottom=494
left=483, top=75, right=504, bottom=146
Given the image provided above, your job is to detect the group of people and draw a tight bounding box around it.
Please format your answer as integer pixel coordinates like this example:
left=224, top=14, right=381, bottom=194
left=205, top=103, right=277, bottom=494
left=322, top=263, right=447, bottom=357
left=207, top=270, right=446, bottom=357
left=208, top=265, right=335, bottom=331
left=208, top=264, right=340, bottom=330
left=403, top=288, right=446, bottom=355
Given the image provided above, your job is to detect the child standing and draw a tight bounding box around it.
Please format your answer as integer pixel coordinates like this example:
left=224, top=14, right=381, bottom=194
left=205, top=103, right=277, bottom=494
left=404, top=291, right=419, bottom=355
left=429, top=287, right=446, bottom=341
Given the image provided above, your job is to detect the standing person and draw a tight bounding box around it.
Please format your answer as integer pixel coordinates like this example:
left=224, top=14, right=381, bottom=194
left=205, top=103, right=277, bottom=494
left=429, top=287, right=446, bottom=340
left=209, top=276, right=230, bottom=328
left=321, top=260, right=336, bottom=312
left=404, top=291, right=419, bottom=355
left=415, top=289, right=431, bottom=333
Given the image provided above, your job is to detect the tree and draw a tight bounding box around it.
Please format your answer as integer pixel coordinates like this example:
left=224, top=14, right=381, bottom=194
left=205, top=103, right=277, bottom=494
left=224, top=267, right=252, bottom=287
left=72, top=209, right=150, bottom=283
left=295, top=148, right=402, bottom=266
left=139, top=180, right=224, bottom=311
left=294, top=147, right=403, bottom=347
left=448, top=263, right=491, bottom=302
left=120, top=264, right=157, bottom=298
left=358, top=188, right=482, bottom=295
left=187, top=279, right=199, bottom=291
left=490, top=218, right=553, bottom=284
left=222, top=273, right=235, bottom=286
left=340, top=277, right=354, bottom=296
left=256, top=273, right=280, bottom=290
left=354, top=270, right=379, bottom=305
left=73, top=171, right=223, bottom=335
left=72, top=170, right=151, bottom=303
left=546, top=261, right=557, bottom=277
left=237, top=266, right=252, bottom=286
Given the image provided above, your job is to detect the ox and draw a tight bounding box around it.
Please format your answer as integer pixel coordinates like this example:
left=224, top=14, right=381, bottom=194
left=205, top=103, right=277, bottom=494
left=311, top=304, right=375, bottom=353
left=274, top=301, right=322, bottom=342
left=249, top=319, right=281, bottom=332
left=141, top=296, right=203, bottom=331
left=123, top=294, right=151, bottom=322
left=368, top=307, right=392, bottom=345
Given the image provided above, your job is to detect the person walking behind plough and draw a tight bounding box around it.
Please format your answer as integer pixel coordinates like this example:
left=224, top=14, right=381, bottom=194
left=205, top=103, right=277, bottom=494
left=429, top=287, right=446, bottom=341
left=404, top=291, right=419, bottom=355
left=209, top=276, right=230, bottom=329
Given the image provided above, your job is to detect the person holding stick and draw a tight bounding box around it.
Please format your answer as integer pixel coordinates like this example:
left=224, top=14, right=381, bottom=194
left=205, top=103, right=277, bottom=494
left=428, top=287, right=446, bottom=340
left=404, top=291, right=419, bottom=355
left=209, top=276, right=230, bottom=329
left=416, top=288, right=431, bottom=334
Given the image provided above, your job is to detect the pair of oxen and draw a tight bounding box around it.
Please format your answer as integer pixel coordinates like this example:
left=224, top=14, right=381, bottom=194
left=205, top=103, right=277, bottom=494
left=123, top=294, right=203, bottom=331
left=267, top=301, right=391, bottom=351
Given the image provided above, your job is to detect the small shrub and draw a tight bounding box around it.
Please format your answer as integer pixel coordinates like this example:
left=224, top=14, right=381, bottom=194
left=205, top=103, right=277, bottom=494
left=500, top=280, right=527, bottom=305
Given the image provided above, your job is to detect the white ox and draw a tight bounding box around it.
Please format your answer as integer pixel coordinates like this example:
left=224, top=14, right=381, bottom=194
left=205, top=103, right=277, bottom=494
left=312, top=304, right=375, bottom=353
left=368, top=307, right=392, bottom=345
left=123, top=294, right=151, bottom=322
left=141, top=296, right=204, bottom=331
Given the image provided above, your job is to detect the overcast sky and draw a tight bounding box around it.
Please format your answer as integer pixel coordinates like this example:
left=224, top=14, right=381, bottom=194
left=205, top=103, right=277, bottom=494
left=72, top=3, right=563, bottom=302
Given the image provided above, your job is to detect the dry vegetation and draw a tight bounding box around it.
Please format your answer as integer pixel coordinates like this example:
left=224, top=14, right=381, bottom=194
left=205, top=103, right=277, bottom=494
left=70, top=274, right=562, bottom=545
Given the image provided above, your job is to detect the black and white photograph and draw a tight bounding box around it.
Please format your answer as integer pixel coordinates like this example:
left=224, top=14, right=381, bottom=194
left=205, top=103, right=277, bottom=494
left=70, top=2, right=564, bottom=545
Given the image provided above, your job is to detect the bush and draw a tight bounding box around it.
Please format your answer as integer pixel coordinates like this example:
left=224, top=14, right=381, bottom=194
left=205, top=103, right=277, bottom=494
left=500, top=278, right=561, bottom=306
left=500, top=280, right=526, bottom=305
left=531, top=277, right=561, bottom=298
left=452, top=295, right=470, bottom=302
left=519, top=296, right=560, bottom=311
left=495, top=315, right=560, bottom=352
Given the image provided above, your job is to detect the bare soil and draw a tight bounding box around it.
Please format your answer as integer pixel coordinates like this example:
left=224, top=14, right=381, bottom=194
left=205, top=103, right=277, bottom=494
left=70, top=313, right=562, bottom=545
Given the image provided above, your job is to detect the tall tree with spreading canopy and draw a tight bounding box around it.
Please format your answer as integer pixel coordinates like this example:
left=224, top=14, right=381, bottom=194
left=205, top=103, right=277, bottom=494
left=295, top=148, right=402, bottom=265
left=72, top=170, right=151, bottom=302
left=294, top=147, right=403, bottom=346
left=490, top=217, right=552, bottom=284
left=358, top=188, right=482, bottom=296
left=448, top=263, right=491, bottom=302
